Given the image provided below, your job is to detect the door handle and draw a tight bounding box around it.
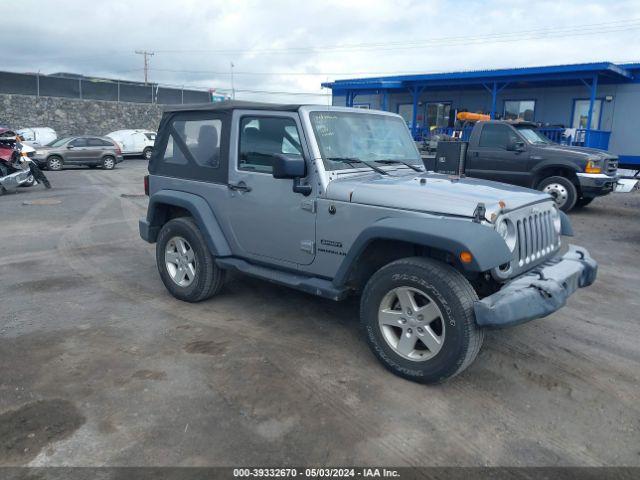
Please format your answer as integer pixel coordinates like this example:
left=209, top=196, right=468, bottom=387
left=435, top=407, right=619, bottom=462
left=227, top=181, right=252, bottom=192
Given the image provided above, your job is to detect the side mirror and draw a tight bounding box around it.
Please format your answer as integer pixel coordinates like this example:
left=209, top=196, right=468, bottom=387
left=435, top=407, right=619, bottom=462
left=272, top=154, right=311, bottom=196
left=507, top=141, right=525, bottom=152
left=272, top=154, right=306, bottom=179
left=67, top=145, right=74, bottom=149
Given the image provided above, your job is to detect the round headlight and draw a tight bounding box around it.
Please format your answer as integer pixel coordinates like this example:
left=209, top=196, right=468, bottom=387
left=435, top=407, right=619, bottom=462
left=497, top=218, right=517, bottom=252
left=551, top=207, right=561, bottom=234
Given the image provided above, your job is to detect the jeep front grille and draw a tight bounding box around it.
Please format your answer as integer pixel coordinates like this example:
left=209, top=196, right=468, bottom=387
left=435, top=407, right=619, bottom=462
left=515, top=209, right=559, bottom=268
left=494, top=202, right=561, bottom=279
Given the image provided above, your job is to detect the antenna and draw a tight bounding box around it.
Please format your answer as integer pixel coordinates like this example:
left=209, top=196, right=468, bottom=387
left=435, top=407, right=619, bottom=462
left=135, top=50, right=155, bottom=84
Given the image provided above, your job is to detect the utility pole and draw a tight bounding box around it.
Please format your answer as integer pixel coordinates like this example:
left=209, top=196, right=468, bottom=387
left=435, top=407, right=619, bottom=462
left=135, top=50, right=155, bottom=84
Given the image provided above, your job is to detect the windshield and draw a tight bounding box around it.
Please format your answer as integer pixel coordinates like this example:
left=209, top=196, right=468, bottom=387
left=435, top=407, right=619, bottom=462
left=309, top=111, right=421, bottom=171
left=47, top=137, right=70, bottom=147
left=516, top=127, right=551, bottom=145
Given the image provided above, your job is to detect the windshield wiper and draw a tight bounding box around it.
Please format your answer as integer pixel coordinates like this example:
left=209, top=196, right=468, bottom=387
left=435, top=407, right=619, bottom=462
left=376, top=159, right=424, bottom=172
left=326, top=157, right=388, bottom=175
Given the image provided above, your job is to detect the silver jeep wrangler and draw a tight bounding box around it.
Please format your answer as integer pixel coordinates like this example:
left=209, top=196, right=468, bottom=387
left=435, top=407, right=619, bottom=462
left=140, top=101, right=597, bottom=383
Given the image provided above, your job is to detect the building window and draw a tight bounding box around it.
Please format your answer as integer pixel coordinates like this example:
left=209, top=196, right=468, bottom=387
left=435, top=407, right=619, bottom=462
left=572, top=99, right=602, bottom=129
left=425, top=102, right=451, bottom=129
left=503, top=100, right=535, bottom=121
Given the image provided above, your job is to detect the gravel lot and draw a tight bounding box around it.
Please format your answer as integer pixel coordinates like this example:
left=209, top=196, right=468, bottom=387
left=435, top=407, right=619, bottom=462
left=1, top=161, right=639, bottom=467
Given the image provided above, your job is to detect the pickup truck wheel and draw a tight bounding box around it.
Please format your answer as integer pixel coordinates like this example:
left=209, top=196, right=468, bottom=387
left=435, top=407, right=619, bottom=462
left=538, top=176, right=577, bottom=212
left=360, top=257, right=483, bottom=384
left=156, top=217, right=225, bottom=302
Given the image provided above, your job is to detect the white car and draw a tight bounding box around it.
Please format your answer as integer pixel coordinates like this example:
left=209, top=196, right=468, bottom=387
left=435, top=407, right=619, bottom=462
left=106, top=129, right=156, bottom=160
left=17, top=127, right=57, bottom=147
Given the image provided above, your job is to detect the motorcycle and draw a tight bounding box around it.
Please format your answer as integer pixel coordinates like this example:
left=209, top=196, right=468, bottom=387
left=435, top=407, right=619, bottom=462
left=0, top=129, right=51, bottom=194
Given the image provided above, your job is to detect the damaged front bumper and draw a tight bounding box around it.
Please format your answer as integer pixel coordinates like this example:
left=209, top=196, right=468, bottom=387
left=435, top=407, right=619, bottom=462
left=474, top=245, right=597, bottom=328
left=0, top=169, right=31, bottom=192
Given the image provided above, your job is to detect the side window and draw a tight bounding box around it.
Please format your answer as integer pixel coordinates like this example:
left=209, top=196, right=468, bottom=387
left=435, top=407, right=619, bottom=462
left=238, top=116, right=302, bottom=173
left=164, top=118, right=222, bottom=168
left=478, top=124, right=518, bottom=149
left=70, top=138, right=87, bottom=147
left=87, top=138, right=110, bottom=147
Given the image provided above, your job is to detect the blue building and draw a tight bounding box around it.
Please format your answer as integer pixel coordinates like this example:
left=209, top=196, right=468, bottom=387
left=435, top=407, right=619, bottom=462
left=322, top=62, right=640, bottom=167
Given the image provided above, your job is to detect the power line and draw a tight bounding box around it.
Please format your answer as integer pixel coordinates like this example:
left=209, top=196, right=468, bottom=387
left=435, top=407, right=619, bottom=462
left=152, top=18, right=640, bottom=55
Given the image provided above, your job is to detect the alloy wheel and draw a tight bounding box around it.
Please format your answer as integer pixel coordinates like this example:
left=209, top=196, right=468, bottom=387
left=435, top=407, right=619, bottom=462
left=378, top=286, right=445, bottom=361
left=165, top=236, right=197, bottom=287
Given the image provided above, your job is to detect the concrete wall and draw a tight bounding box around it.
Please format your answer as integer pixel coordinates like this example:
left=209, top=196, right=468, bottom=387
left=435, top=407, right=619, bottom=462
left=332, top=82, right=640, bottom=157
left=0, top=93, right=163, bottom=137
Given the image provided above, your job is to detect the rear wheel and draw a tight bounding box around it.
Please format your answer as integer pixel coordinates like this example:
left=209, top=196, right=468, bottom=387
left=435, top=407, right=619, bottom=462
left=47, top=156, right=63, bottom=171
left=538, top=176, right=577, bottom=212
left=102, top=156, right=116, bottom=170
left=156, top=217, right=225, bottom=303
left=360, top=257, right=483, bottom=384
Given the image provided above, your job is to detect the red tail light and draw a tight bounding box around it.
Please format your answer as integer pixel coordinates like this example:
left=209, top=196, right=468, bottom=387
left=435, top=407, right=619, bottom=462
left=115, top=146, right=122, bottom=155
left=144, top=175, right=149, bottom=196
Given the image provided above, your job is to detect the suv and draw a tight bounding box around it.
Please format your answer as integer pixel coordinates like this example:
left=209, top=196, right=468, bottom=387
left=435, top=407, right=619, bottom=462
left=32, top=135, right=124, bottom=170
left=140, top=101, right=597, bottom=383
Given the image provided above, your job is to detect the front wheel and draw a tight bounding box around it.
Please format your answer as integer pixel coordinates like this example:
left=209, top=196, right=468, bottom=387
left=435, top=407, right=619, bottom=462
left=20, top=174, right=35, bottom=187
left=143, top=148, right=153, bottom=160
left=47, top=156, right=63, bottom=171
left=360, top=257, right=484, bottom=384
left=156, top=217, right=225, bottom=303
left=538, top=176, right=578, bottom=212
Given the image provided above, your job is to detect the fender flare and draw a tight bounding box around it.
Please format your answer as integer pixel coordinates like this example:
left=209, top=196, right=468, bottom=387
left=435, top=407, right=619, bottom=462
left=332, top=217, right=512, bottom=287
left=530, top=161, right=580, bottom=185
left=144, top=190, right=232, bottom=257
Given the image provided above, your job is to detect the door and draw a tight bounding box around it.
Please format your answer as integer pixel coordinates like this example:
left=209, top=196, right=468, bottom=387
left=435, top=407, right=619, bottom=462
left=226, top=112, right=316, bottom=265
left=65, top=138, right=91, bottom=163
left=85, top=138, right=109, bottom=164
left=466, top=123, right=531, bottom=186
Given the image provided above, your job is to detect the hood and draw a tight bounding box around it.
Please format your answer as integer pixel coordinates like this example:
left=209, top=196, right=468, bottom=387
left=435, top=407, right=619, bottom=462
left=537, top=143, right=617, bottom=161
left=325, top=170, right=550, bottom=219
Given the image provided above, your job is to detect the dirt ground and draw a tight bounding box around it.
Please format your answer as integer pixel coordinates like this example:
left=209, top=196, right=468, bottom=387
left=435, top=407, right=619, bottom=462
left=1, top=162, right=639, bottom=467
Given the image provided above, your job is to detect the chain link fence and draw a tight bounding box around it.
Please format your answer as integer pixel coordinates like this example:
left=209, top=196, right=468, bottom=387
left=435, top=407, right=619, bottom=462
left=0, top=71, right=211, bottom=105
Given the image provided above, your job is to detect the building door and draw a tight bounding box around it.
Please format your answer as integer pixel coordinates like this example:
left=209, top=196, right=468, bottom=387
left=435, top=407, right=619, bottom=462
left=425, top=102, right=451, bottom=130
left=572, top=99, right=602, bottom=129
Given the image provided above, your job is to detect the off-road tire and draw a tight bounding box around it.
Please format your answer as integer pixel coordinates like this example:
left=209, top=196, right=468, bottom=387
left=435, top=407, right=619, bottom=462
left=102, top=156, right=116, bottom=170
left=574, top=197, right=594, bottom=208
left=360, top=256, right=484, bottom=384
left=156, top=217, right=225, bottom=303
left=47, top=156, right=63, bottom=171
left=143, top=148, right=153, bottom=160
left=538, top=176, right=578, bottom=212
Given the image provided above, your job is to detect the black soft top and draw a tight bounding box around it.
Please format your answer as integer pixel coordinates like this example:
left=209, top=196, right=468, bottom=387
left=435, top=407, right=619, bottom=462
left=163, top=100, right=305, bottom=113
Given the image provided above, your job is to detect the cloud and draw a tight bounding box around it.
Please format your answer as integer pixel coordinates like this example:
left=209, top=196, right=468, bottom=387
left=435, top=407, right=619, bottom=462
left=6, top=0, right=640, bottom=103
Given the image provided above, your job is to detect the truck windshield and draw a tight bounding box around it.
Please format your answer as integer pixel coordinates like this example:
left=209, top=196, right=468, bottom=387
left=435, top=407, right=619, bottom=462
left=309, top=111, right=422, bottom=171
left=516, top=127, right=551, bottom=145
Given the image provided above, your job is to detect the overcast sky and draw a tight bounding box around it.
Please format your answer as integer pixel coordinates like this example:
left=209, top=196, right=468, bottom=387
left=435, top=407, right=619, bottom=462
left=7, top=0, right=640, bottom=103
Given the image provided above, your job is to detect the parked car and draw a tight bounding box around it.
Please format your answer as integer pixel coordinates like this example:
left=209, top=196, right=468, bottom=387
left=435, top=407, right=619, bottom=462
left=17, top=127, right=57, bottom=147
left=421, top=120, right=619, bottom=211
left=32, top=136, right=123, bottom=170
left=106, top=129, right=156, bottom=160
left=139, top=101, right=597, bottom=384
